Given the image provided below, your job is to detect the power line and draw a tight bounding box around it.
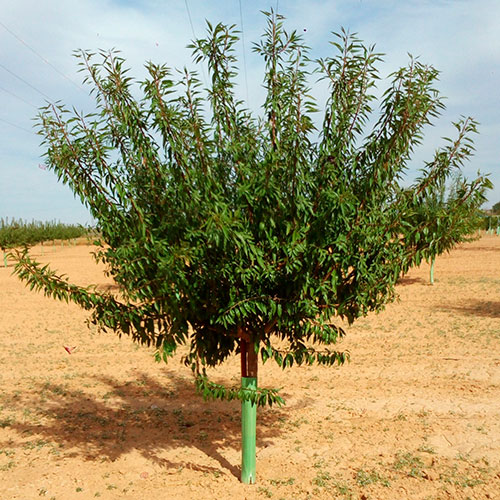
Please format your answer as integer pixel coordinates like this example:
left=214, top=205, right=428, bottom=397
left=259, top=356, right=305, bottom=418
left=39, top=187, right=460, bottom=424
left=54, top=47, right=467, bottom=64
left=0, top=85, right=37, bottom=108
left=184, top=0, right=208, bottom=87
left=0, top=62, right=53, bottom=102
left=0, top=20, right=84, bottom=93
left=239, top=0, right=250, bottom=105
left=0, top=116, right=32, bottom=134
left=184, top=0, right=197, bottom=41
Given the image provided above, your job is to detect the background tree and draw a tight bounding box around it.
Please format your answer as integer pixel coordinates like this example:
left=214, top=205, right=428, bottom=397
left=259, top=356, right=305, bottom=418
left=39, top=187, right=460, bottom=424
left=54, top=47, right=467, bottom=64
left=0, top=218, right=87, bottom=266
left=490, top=201, right=500, bottom=233
left=12, top=12, right=491, bottom=483
left=405, top=172, right=489, bottom=284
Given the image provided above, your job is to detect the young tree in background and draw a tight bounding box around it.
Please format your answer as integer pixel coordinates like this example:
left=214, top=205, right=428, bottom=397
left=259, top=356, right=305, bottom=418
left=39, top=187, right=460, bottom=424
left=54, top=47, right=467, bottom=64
left=12, top=12, right=491, bottom=483
left=406, top=173, right=488, bottom=284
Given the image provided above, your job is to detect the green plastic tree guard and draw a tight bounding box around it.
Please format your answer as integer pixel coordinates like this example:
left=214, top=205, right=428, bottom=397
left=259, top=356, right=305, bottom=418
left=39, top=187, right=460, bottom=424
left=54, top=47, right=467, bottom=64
left=240, top=336, right=258, bottom=484
left=241, top=376, right=257, bottom=484
left=430, top=257, right=435, bottom=285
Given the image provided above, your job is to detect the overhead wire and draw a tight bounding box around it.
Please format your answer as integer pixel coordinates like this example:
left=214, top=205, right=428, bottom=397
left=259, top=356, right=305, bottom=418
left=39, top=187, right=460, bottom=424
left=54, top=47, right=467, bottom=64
left=0, top=20, right=85, bottom=93
left=184, top=0, right=208, bottom=88
left=184, top=0, right=197, bottom=42
left=0, top=85, right=37, bottom=108
left=239, top=0, right=250, bottom=105
left=0, top=4, right=255, bottom=141
left=0, top=62, right=53, bottom=103
left=0, top=116, right=32, bottom=134
left=0, top=25, right=57, bottom=146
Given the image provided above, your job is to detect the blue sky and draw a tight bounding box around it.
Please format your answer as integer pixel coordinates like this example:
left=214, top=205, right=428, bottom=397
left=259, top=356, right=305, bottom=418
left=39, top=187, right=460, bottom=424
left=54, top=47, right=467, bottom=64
left=1, top=0, right=499, bottom=224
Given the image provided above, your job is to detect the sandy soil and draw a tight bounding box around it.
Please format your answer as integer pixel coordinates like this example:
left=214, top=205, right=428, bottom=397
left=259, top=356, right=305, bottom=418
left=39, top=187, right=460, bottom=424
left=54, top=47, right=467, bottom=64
left=1, top=235, right=499, bottom=500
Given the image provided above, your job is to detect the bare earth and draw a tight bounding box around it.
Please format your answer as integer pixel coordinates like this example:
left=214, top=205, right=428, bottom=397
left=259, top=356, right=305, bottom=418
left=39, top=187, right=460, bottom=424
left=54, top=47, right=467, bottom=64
left=1, top=236, right=499, bottom=500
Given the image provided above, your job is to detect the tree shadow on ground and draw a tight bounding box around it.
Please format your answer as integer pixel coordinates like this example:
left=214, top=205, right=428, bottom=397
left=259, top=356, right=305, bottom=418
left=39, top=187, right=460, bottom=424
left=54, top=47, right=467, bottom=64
left=396, top=276, right=428, bottom=286
left=1, top=371, right=306, bottom=478
left=435, top=299, right=500, bottom=318
left=453, top=244, right=500, bottom=252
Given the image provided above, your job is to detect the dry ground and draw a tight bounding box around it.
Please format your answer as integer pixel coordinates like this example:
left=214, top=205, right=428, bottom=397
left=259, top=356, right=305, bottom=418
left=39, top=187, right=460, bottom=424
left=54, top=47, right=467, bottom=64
left=1, top=235, right=499, bottom=500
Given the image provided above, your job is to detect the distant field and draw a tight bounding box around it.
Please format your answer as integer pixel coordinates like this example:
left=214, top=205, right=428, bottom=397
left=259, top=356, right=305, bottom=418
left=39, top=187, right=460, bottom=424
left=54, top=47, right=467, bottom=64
left=1, top=235, right=499, bottom=499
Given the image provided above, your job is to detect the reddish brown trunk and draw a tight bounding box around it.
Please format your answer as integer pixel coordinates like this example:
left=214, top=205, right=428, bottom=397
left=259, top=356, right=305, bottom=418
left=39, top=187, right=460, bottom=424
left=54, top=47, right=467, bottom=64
left=240, top=338, right=258, bottom=379
left=240, top=337, right=248, bottom=378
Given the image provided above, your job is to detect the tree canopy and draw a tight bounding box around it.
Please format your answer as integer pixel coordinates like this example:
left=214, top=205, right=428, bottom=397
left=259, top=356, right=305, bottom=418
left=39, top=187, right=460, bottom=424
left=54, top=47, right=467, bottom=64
left=13, top=13, right=491, bottom=406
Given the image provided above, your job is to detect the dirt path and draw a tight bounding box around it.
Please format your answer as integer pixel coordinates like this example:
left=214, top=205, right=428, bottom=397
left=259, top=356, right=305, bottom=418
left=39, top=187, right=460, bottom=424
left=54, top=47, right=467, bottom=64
left=1, top=236, right=499, bottom=499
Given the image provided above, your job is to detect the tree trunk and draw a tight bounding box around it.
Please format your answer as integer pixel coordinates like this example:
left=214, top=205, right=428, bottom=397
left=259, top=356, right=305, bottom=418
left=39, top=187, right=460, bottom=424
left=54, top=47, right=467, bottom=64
left=240, top=337, right=258, bottom=484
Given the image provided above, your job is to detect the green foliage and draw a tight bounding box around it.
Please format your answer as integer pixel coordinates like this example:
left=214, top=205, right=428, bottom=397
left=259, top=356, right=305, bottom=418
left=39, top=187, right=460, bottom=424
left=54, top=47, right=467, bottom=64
left=393, top=452, right=425, bottom=478
left=491, top=201, right=500, bottom=215
left=355, top=468, right=390, bottom=487
left=195, top=372, right=285, bottom=407
left=13, top=13, right=490, bottom=404
left=484, top=214, right=500, bottom=231
left=0, top=218, right=88, bottom=250
left=405, top=169, right=491, bottom=264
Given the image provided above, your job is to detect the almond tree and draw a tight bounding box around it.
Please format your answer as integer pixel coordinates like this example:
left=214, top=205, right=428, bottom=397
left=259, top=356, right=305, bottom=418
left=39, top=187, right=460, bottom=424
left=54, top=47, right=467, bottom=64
left=406, top=172, right=488, bottom=284
left=13, top=12, right=490, bottom=483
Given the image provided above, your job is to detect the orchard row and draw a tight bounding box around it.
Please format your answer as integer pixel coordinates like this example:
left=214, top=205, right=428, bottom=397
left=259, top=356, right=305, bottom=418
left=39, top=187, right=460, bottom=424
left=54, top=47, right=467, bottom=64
left=0, top=218, right=90, bottom=250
